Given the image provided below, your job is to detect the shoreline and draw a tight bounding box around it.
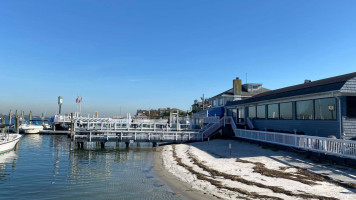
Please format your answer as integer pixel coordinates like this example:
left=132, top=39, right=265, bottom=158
left=154, top=146, right=218, bottom=200
left=155, top=139, right=356, bottom=200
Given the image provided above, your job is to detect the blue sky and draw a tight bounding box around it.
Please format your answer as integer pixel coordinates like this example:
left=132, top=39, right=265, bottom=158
left=0, top=0, right=356, bottom=117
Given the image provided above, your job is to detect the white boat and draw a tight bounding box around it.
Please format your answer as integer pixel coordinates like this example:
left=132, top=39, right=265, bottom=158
left=21, top=124, right=44, bottom=134
left=0, top=133, right=21, bottom=154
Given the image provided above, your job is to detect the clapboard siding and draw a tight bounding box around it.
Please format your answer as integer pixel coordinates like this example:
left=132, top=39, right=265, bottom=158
left=253, top=120, right=340, bottom=138
left=344, top=118, right=356, bottom=139
left=341, top=77, right=356, bottom=93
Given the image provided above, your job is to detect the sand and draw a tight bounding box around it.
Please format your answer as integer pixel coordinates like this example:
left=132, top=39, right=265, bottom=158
left=157, top=139, right=356, bottom=200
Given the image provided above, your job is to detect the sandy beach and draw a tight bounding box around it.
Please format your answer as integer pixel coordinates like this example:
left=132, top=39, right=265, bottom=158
left=156, top=139, right=356, bottom=200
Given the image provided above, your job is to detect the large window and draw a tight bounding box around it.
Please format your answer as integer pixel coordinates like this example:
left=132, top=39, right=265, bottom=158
left=315, top=98, right=337, bottom=120
left=248, top=106, right=256, bottom=119
left=280, top=102, right=293, bottom=120
left=296, top=100, right=313, bottom=120
left=268, top=104, right=279, bottom=119
left=257, top=105, right=266, bottom=119
left=238, top=108, right=245, bottom=123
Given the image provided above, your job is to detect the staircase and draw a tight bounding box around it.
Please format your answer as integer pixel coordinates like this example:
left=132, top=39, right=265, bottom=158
left=200, top=117, right=224, bottom=139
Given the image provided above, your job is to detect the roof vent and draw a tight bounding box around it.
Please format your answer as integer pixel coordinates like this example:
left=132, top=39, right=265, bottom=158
left=304, top=79, right=312, bottom=84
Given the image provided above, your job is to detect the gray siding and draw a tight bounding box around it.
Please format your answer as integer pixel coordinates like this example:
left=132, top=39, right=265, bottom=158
left=253, top=120, right=340, bottom=138
left=341, top=77, right=356, bottom=93
left=343, top=118, right=356, bottom=140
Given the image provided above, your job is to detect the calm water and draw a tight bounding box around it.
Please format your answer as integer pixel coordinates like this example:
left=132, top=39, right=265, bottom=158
left=0, top=135, right=179, bottom=200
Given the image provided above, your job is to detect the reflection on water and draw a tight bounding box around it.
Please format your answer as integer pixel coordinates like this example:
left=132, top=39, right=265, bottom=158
left=0, top=150, right=18, bottom=181
left=0, top=135, right=179, bottom=200
left=21, top=134, right=43, bottom=148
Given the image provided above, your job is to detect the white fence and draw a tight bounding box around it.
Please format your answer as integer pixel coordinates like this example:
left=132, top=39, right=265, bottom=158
left=225, top=116, right=356, bottom=160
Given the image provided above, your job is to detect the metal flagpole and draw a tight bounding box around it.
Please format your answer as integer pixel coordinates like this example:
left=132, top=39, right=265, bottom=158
left=79, top=96, right=82, bottom=117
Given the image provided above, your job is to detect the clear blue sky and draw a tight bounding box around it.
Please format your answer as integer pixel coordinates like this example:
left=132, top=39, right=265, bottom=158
left=1, top=0, right=356, bottom=117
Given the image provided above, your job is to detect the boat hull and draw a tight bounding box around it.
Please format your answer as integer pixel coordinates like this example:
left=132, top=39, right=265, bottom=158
left=22, top=125, right=44, bottom=134
left=0, top=134, right=21, bottom=154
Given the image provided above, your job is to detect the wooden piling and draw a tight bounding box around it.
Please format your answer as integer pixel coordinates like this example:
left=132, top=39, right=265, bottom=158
left=8, top=109, right=12, bottom=125
left=1, top=118, right=5, bottom=133
left=15, top=115, right=20, bottom=134
left=70, top=113, right=74, bottom=139
left=137, top=142, right=140, bottom=148
left=125, top=142, right=129, bottom=148
left=29, top=111, right=32, bottom=125
left=101, top=142, right=105, bottom=148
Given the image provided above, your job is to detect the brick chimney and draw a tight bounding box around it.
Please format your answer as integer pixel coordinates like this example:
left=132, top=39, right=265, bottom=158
left=233, top=77, right=242, bottom=95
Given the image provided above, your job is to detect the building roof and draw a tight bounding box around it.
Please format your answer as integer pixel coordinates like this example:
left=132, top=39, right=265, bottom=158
left=226, top=72, right=356, bottom=106
left=210, top=86, right=269, bottom=99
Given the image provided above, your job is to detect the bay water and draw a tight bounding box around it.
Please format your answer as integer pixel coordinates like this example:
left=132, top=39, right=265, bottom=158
left=0, top=134, right=179, bottom=200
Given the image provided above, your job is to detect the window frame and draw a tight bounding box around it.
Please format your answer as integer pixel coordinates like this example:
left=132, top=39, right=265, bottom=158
left=279, top=102, right=293, bottom=120
left=314, top=97, right=337, bottom=121
left=267, top=103, right=279, bottom=120
left=256, top=105, right=266, bottom=120
left=295, top=99, right=314, bottom=120
left=248, top=106, right=256, bottom=119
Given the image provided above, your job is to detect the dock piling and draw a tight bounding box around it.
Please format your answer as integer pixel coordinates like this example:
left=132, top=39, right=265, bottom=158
left=70, top=113, right=74, bottom=139
left=1, top=118, right=5, bottom=133
left=29, top=111, right=32, bottom=125
left=15, top=115, right=19, bottom=134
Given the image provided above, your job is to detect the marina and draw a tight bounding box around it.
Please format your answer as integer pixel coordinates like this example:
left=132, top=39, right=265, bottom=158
left=1, top=1, right=356, bottom=199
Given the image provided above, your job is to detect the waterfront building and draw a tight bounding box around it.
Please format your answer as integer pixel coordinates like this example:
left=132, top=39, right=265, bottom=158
left=225, top=72, right=356, bottom=139
left=191, top=99, right=210, bottom=112
left=209, top=77, right=269, bottom=108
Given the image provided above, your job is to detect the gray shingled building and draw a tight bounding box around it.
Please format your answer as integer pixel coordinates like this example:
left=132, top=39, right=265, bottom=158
left=225, top=72, right=356, bottom=139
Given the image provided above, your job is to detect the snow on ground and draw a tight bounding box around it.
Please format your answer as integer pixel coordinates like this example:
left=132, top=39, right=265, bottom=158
left=161, top=139, right=356, bottom=200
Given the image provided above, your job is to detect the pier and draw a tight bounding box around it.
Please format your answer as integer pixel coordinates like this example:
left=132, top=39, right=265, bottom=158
left=69, top=113, right=217, bottom=148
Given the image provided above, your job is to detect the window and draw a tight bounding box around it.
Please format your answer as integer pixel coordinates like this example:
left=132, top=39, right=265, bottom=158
left=227, top=109, right=233, bottom=116
left=219, top=98, right=224, bottom=105
left=280, top=102, right=293, bottom=120
left=238, top=108, right=245, bottom=123
left=257, top=105, right=266, bottom=119
left=232, top=109, right=237, bottom=123
left=268, top=104, right=279, bottom=119
left=248, top=106, right=256, bottom=119
left=213, top=99, right=217, bottom=107
left=315, top=98, right=337, bottom=120
left=296, top=100, right=313, bottom=120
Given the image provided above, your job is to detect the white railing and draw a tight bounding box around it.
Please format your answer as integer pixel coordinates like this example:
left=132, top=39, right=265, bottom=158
left=225, top=116, right=356, bottom=160
left=201, top=117, right=224, bottom=138
left=73, top=131, right=203, bottom=142
left=203, top=116, right=220, bottom=124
